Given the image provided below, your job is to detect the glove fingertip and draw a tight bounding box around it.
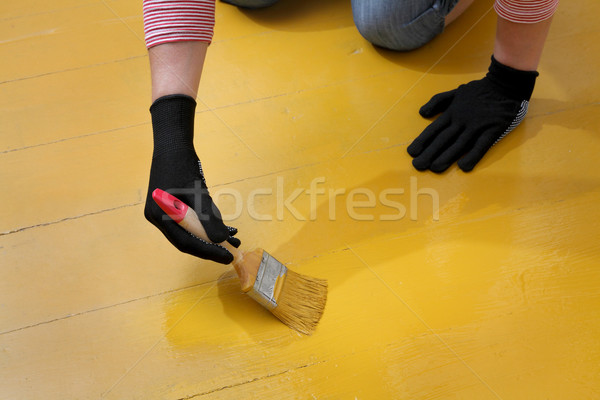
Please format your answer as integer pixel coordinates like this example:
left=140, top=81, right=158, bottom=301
left=457, top=153, right=481, bottom=172
left=412, top=157, right=430, bottom=171
left=227, top=236, right=241, bottom=248
left=219, top=251, right=235, bottom=265
left=195, top=243, right=234, bottom=265
left=457, top=159, right=477, bottom=172
left=407, top=142, right=420, bottom=158
left=226, top=226, right=238, bottom=236
left=457, top=130, right=499, bottom=172
left=407, top=138, right=428, bottom=158
left=430, top=160, right=452, bottom=174
left=419, top=103, right=436, bottom=118
left=419, top=90, right=456, bottom=118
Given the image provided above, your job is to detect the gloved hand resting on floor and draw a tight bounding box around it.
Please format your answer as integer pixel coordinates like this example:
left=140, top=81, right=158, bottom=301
left=407, top=56, right=538, bottom=173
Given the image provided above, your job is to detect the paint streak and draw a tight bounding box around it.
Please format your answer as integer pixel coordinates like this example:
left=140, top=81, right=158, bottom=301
left=0, top=29, right=57, bottom=45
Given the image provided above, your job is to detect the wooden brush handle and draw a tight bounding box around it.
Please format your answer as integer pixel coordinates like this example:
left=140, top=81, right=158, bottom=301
left=179, top=208, right=261, bottom=292
left=152, top=188, right=261, bottom=291
left=179, top=208, right=242, bottom=261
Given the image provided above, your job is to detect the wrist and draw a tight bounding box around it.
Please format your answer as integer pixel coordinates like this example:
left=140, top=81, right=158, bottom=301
left=487, top=56, right=539, bottom=101
left=493, top=14, right=554, bottom=71
left=150, top=94, right=197, bottom=157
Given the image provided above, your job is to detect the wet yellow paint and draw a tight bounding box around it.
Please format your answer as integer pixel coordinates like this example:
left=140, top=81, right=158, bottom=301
left=1, top=0, right=599, bottom=399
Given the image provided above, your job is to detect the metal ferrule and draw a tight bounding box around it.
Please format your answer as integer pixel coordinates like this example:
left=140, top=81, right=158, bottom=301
left=246, top=251, right=287, bottom=310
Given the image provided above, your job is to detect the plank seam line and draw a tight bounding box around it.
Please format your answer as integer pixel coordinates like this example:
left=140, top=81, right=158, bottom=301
left=0, top=2, right=103, bottom=22
left=179, top=361, right=326, bottom=399
left=0, top=55, right=146, bottom=85
left=199, top=69, right=406, bottom=111
left=528, top=100, right=600, bottom=118
left=0, top=201, right=143, bottom=236
left=0, top=122, right=148, bottom=154
left=0, top=280, right=217, bottom=336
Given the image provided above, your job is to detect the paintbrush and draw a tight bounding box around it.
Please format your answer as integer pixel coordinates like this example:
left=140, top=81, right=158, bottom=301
left=152, top=188, right=327, bottom=335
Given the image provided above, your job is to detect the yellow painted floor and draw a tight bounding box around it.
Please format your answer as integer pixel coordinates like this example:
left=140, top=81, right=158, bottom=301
left=1, top=0, right=599, bottom=398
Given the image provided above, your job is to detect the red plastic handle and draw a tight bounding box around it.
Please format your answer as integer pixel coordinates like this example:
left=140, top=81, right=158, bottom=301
left=152, top=189, right=189, bottom=223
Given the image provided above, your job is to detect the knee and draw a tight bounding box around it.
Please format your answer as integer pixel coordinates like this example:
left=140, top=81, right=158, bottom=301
left=351, top=0, right=445, bottom=51
left=220, top=0, right=280, bottom=9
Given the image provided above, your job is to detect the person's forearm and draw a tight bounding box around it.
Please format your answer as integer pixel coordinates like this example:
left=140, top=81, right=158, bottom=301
left=493, top=15, right=553, bottom=71
left=143, top=0, right=215, bottom=101
left=492, top=0, right=558, bottom=71
left=149, top=41, right=208, bottom=101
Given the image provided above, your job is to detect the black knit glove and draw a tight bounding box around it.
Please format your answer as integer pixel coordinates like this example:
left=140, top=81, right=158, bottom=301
left=407, top=56, right=539, bottom=172
left=144, top=94, right=240, bottom=264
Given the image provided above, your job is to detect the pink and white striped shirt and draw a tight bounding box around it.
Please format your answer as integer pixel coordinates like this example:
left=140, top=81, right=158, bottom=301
left=142, top=0, right=560, bottom=49
left=495, top=0, right=559, bottom=23
left=143, top=0, right=215, bottom=48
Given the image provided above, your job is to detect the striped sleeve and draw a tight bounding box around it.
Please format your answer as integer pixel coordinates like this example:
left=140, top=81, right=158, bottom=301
left=494, top=0, right=559, bottom=23
left=143, top=0, right=216, bottom=49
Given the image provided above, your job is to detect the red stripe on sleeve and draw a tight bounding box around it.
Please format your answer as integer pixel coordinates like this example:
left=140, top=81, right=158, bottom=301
left=494, top=0, right=559, bottom=23
left=143, top=0, right=215, bottom=48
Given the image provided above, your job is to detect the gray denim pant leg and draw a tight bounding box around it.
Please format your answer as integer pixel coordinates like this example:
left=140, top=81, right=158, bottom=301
left=351, top=0, right=460, bottom=51
left=220, top=0, right=280, bottom=9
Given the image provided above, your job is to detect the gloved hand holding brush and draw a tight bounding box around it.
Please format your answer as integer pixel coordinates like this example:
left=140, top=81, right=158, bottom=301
left=144, top=94, right=240, bottom=264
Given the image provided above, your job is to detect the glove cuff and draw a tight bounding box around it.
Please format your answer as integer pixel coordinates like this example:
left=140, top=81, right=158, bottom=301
left=149, top=94, right=197, bottom=158
left=487, top=56, right=539, bottom=101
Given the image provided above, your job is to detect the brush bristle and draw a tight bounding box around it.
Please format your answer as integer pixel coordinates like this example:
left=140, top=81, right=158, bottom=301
left=270, top=270, right=328, bottom=335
